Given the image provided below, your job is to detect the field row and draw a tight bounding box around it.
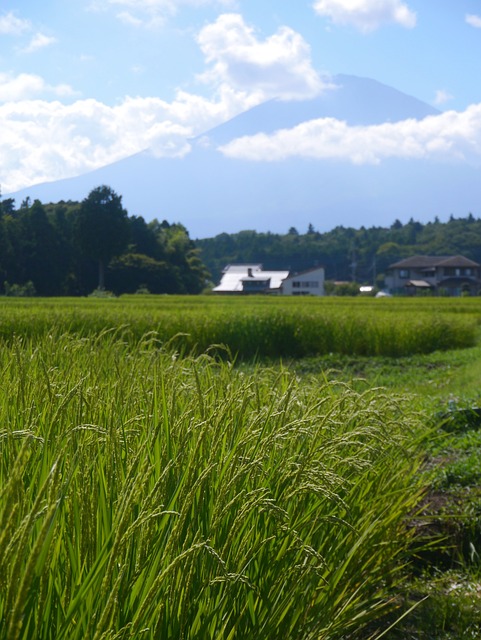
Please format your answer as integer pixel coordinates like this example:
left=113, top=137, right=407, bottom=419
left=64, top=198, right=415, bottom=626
left=0, top=295, right=478, bottom=357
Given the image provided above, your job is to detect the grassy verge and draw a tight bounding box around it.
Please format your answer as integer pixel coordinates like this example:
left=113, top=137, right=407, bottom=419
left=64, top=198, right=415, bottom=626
left=282, top=344, right=481, bottom=638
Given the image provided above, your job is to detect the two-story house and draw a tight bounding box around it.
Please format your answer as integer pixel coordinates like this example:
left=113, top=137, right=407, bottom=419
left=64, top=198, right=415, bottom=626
left=213, top=264, right=325, bottom=296
left=281, top=266, right=325, bottom=296
left=385, top=255, right=481, bottom=296
left=212, top=264, right=289, bottom=294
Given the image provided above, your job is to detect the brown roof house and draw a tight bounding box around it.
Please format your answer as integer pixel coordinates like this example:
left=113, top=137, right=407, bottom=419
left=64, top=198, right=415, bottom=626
left=385, top=255, right=481, bottom=296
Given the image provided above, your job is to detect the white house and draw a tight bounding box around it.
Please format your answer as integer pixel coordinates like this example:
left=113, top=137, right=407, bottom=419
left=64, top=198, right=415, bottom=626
left=281, top=266, right=325, bottom=296
left=213, top=264, right=325, bottom=296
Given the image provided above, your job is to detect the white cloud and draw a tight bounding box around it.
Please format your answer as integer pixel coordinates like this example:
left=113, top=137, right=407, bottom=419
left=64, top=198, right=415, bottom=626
left=197, top=14, right=328, bottom=101
left=0, top=73, right=75, bottom=102
left=0, top=11, right=31, bottom=35
left=218, top=107, right=481, bottom=165
left=21, top=33, right=58, bottom=54
left=0, top=87, right=255, bottom=193
left=313, top=0, right=416, bottom=32
left=5, top=87, right=481, bottom=196
left=116, top=11, right=145, bottom=27
left=466, top=14, right=481, bottom=29
left=434, top=90, right=453, bottom=106
left=3, top=12, right=322, bottom=193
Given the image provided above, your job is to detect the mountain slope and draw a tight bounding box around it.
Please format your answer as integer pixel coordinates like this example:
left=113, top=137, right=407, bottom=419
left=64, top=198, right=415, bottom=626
left=194, top=74, right=440, bottom=146
left=6, top=75, right=479, bottom=239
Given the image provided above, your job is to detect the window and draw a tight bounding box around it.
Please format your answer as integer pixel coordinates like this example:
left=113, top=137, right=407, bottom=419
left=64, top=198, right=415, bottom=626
left=292, top=280, right=319, bottom=288
left=399, top=269, right=409, bottom=279
left=444, top=267, right=472, bottom=277
left=243, top=279, right=269, bottom=291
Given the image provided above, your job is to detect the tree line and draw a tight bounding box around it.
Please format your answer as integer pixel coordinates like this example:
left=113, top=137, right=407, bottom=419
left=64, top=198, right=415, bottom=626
left=0, top=186, right=209, bottom=296
left=197, top=215, right=481, bottom=288
left=2, top=185, right=480, bottom=296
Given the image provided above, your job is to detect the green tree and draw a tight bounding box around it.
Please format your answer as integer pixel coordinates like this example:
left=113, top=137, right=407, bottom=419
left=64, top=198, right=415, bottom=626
left=45, top=201, right=81, bottom=294
left=108, top=253, right=179, bottom=294
left=128, top=215, right=161, bottom=259
left=20, top=200, right=60, bottom=295
left=76, top=186, right=129, bottom=291
left=0, top=197, right=15, bottom=216
left=153, top=222, right=210, bottom=293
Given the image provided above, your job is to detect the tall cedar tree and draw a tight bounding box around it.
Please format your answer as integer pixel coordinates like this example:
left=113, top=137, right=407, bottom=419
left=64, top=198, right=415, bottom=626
left=76, top=186, right=129, bottom=290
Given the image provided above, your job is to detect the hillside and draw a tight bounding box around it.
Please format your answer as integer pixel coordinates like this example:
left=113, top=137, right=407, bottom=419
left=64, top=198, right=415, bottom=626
left=197, top=214, right=481, bottom=286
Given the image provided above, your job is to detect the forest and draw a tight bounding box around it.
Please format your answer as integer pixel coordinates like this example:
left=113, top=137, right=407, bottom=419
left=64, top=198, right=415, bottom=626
left=0, top=186, right=209, bottom=296
left=2, top=182, right=481, bottom=296
left=198, top=214, right=481, bottom=289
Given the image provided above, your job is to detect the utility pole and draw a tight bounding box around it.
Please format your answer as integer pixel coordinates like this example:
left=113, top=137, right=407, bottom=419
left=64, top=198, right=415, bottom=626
left=350, top=244, right=357, bottom=282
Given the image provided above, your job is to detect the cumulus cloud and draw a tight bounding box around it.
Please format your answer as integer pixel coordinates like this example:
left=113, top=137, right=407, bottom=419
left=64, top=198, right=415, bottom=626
left=8, top=10, right=473, bottom=198
left=0, top=11, right=31, bottom=35
left=466, top=14, right=481, bottom=29
left=0, top=86, right=256, bottom=193
left=0, top=11, right=57, bottom=55
left=5, top=84, right=481, bottom=196
left=313, top=0, right=416, bottom=32
left=0, top=73, right=75, bottom=102
left=197, top=14, right=328, bottom=101
left=218, top=107, right=481, bottom=165
left=1, top=12, right=328, bottom=193
left=21, top=33, right=58, bottom=54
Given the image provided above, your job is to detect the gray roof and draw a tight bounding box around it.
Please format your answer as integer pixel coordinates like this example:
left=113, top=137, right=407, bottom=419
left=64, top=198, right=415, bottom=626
left=213, top=264, right=289, bottom=292
left=389, top=255, right=480, bottom=269
left=283, top=266, right=325, bottom=281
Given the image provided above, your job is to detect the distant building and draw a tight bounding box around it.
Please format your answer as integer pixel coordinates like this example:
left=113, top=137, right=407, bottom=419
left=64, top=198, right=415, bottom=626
left=281, top=266, right=325, bottom=296
left=213, top=264, right=325, bottom=296
left=385, top=255, right=481, bottom=296
left=213, top=264, right=289, bottom=294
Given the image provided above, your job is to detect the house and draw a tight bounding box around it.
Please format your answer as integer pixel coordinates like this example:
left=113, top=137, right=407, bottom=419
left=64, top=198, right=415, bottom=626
left=281, top=266, right=325, bottom=296
left=212, top=264, right=325, bottom=296
left=385, top=255, right=481, bottom=296
left=213, top=264, right=289, bottom=294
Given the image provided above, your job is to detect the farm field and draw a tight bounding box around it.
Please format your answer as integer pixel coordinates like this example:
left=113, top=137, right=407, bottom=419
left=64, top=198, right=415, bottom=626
left=0, top=294, right=478, bottom=357
left=1, top=295, right=481, bottom=639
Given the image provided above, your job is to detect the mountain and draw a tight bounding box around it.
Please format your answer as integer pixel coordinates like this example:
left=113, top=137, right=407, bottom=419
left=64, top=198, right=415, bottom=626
left=194, top=74, right=440, bottom=145
left=6, top=75, right=480, bottom=239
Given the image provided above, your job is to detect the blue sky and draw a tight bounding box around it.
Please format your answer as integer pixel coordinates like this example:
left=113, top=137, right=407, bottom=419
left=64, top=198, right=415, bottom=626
left=1, top=0, right=481, bottom=194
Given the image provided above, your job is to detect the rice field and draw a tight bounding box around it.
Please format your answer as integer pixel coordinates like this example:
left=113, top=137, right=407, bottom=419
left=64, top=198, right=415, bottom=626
left=0, top=294, right=477, bottom=357
left=0, top=295, right=479, bottom=639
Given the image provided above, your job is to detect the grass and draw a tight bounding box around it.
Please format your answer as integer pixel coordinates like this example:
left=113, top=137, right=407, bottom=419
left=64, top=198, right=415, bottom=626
left=0, top=329, right=428, bottom=639
left=2, top=295, right=481, bottom=638
left=0, top=295, right=477, bottom=357
left=283, top=339, right=481, bottom=638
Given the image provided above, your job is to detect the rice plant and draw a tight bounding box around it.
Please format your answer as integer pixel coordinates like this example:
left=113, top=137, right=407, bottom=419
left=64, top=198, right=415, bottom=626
left=0, top=295, right=476, bottom=357
left=0, top=331, right=428, bottom=639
